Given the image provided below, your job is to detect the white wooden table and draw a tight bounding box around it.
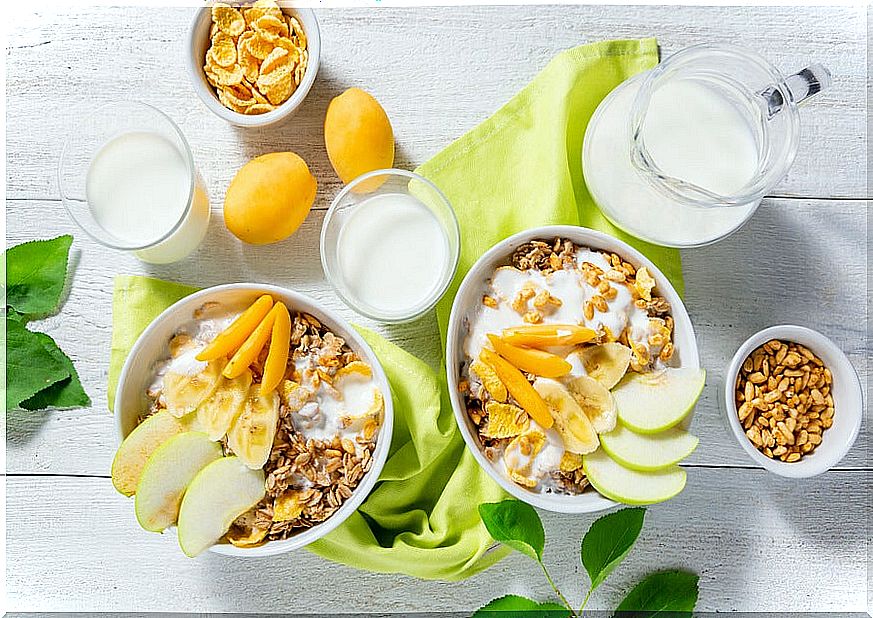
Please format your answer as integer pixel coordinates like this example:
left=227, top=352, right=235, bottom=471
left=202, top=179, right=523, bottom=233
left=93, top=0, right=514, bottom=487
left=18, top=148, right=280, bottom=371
left=6, top=5, right=869, bottom=614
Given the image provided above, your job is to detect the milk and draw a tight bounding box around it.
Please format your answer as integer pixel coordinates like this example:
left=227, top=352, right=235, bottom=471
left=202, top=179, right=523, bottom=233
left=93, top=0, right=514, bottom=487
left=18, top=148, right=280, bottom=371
left=336, top=193, right=449, bottom=317
left=86, top=131, right=210, bottom=264
left=584, top=76, right=759, bottom=246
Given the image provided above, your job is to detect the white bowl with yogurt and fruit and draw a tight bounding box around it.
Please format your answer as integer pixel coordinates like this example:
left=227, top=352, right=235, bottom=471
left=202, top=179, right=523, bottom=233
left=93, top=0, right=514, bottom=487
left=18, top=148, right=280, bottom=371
left=112, top=283, right=393, bottom=557
left=321, top=169, right=460, bottom=323
left=446, top=226, right=705, bottom=513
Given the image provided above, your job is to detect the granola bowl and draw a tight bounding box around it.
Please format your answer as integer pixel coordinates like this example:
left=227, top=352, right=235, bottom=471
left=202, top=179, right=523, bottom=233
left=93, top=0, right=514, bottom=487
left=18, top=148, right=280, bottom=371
left=446, top=226, right=700, bottom=513
left=114, top=283, right=392, bottom=557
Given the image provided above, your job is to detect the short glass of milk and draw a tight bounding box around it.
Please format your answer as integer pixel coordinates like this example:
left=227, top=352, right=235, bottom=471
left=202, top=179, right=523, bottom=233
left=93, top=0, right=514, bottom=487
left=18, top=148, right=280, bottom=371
left=59, top=101, right=210, bottom=264
left=321, top=169, right=460, bottom=323
left=583, top=44, right=830, bottom=248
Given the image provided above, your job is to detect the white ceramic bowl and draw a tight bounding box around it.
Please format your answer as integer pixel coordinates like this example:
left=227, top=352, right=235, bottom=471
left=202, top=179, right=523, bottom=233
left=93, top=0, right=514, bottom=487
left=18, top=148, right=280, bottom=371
left=185, top=4, right=320, bottom=127
left=446, top=225, right=700, bottom=513
left=724, top=325, right=862, bottom=478
left=115, top=283, right=393, bottom=557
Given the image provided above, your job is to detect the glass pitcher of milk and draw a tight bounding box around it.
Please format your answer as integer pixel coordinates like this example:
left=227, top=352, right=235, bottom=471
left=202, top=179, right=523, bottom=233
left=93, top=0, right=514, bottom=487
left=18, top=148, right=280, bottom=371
left=583, top=44, right=831, bottom=247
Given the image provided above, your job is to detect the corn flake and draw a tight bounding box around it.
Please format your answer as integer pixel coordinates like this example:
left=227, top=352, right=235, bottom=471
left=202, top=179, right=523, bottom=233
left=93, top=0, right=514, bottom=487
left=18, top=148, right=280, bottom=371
left=634, top=267, right=656, bottom=301
left=470, top=360, right=507, bottom=403
left=559, top=451, right=583, bottom=472
left=273, top=490, right=306, bottom=522
left=210, top=32, right=237, bottom=67
left=212, top=3, right=246, bottom=37
left=260, top=46, right=290, bottom=76
left=482, top=401, right=529, bottom=439
left=252, top=14, right=289, bottom=40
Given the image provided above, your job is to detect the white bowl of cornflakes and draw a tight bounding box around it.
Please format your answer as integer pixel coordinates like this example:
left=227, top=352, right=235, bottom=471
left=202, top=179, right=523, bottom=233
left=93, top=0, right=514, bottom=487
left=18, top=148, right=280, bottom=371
left=186, top=1, right=320, bottom=127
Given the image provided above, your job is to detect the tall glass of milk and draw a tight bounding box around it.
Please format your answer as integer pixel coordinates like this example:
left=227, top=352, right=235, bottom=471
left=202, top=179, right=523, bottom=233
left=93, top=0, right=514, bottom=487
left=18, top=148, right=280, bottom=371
left=59, top=102, right=210, bottom=264
left=583, top=44, right=830, bottom=247
left=321, top=169, right=460, bottom=323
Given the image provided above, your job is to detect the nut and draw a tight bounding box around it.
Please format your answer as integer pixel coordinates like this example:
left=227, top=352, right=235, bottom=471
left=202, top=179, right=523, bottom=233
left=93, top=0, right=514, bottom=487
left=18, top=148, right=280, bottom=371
left=735, top=339, right=832, bottom=463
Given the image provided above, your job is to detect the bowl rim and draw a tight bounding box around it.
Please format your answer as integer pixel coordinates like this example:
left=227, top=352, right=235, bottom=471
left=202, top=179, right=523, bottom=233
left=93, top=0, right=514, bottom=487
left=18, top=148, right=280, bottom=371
left=114, top=282, right=394, bottom=557
left=185, top=4, right=321, bottom=127
left=722, top=324, right=863, bottom=478
left=445, top=224, right=700, bottom=513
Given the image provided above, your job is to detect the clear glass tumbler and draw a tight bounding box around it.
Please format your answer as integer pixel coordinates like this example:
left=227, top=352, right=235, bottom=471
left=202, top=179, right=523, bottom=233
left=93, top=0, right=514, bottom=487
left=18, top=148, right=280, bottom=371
left=321, top=169, right=460, bottom=323
left=58, top=101, right=210, bottom=264
left=583, top=43, right=831, bottom=248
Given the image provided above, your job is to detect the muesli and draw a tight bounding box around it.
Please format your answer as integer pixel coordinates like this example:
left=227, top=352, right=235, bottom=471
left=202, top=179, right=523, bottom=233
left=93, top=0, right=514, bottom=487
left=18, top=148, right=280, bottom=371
left=458, top=238, right=677, bottom=495
left=135, top=296, right=383, bottom=550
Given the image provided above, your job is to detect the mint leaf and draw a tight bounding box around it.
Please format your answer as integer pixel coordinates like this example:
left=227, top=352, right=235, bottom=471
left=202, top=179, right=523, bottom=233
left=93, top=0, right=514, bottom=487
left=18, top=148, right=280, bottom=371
left=5, top=318, right=70, bottom=410
left=614, top=570, right=699, bottom=617
left=473, top=594, right=568, bottom=617
left=582, top=507, right=646, bottom=591
left=21, top=331, right=90, bottom=410
left=4, top=235, right=72, bottom=316
left=478, top=500, right=545, bottom=562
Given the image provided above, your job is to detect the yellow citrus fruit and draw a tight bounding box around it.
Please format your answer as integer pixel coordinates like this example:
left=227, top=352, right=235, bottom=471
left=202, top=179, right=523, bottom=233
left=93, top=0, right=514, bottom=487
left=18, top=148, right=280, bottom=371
left=324, top=88, right=394, bottom=191
left=224, top=152, right=317, bottom=245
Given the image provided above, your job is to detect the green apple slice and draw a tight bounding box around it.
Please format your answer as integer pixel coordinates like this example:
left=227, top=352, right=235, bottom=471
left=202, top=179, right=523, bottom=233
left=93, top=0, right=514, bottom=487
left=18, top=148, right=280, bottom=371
left=134, top=432, right=223, bottom=532
left=177, top=456, right=265, bottom=557
left=583, top=449, right=686, bottom=505
left=613, top=367, right=705, bottom=434
left=600, top=424, right=699, bottom=472
left=111, top=411, right=185, bottom=496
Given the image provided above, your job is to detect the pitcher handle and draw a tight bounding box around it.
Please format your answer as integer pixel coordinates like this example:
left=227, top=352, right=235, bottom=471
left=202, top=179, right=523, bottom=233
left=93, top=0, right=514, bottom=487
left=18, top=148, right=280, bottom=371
left=761, top=63, right=832, bottom=117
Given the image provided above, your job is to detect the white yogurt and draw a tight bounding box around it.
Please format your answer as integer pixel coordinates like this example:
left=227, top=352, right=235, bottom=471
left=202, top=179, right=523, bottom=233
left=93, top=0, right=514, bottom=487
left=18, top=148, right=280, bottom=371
left=336, top=193, right=449, bottom=318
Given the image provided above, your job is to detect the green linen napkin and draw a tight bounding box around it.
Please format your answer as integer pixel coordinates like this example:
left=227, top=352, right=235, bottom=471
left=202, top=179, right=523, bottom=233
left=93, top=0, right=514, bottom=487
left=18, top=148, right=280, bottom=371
left=415, top=38, right=681, bottom=341
left=107, top=38, right=678, bottom=581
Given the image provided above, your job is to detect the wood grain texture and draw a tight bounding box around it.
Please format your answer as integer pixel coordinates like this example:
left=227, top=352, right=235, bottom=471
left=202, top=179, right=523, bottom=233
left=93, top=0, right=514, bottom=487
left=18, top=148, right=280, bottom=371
left=5, top=471, right=868, bottom=613
left=6, top=6, right=868, bottom=203
left=5, top=4, right=869, bottom=614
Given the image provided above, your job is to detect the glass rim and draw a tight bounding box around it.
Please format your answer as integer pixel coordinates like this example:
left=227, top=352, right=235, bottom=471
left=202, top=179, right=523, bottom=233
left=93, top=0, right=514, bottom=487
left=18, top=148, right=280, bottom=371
left=57, top=101, right=197, bottom=251
left=629, top=42, right=801, bottom=208
left=320, top=168, right=461, bottom=323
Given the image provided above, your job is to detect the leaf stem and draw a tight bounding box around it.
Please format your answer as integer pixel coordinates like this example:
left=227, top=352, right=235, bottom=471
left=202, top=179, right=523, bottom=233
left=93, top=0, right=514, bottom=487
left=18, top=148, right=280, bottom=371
left=578, top=587, right=593, bottom=615
left=538, top=560, right=578, bottom=617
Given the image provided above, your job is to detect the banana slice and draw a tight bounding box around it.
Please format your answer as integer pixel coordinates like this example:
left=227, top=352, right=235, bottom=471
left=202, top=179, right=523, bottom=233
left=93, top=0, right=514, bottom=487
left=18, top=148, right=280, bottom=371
left=226, top=507, right=269, bottom=548
left=163, top=359, right=225, bottom=418
left=566, top=374, right=618, bottom=434
left=227, top=385, right=280, bottom=469
left=196, top=370, right=253, bottom=441
left=573, top=343, right=632, bottom=389
left=532, top=378, right=599, bottom=454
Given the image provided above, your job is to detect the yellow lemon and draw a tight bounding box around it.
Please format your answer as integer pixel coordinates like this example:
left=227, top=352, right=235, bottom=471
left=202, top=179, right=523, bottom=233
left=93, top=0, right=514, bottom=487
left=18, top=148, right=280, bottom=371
left=224, top=152, right=317, bottom=245
left=324, top=88, right=394, bottom=191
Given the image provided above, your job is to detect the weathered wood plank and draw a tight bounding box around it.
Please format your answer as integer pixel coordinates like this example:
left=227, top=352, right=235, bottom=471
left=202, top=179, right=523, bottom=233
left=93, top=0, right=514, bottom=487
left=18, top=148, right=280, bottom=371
left=6, top=6, right=867, bottom=203
left=5, top=470, right=868, bottom=612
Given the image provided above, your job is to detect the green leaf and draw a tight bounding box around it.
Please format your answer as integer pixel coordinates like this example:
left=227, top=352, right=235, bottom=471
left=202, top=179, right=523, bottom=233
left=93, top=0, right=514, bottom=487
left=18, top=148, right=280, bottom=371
left=613, top=570, right=699, bottom=618
left=478, top=500, right=545, bottom=562
left=5, top=318, right=70, bottom=411
left=20, top=331, right=90, bottom=410
left=4, top=235, right=73, bottom=316
left=473, top=594, right=569, bottom=617
left=582, top=507, right=646, bottom=591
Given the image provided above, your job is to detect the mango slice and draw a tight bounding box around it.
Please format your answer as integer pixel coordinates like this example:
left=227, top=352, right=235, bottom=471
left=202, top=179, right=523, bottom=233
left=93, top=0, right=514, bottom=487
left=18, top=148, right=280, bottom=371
left=196, top=295, right=274, bottom=361
left=501, top=324, right=597, bottom=348
left=223, top=303, right=280, bottom=379
left=487, top=334, right=571, bottom=378
left=260, top=302, right=291, bottom=395
left=479, top=348, right=553, bottom=429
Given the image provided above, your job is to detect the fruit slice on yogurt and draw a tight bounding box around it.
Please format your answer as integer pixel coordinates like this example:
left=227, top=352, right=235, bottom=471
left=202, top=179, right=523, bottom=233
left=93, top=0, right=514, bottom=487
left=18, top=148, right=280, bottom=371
left=583, top=448, right=686, bottom=505
left=177, top=456, right=266, bottom=557
left=613, top=367, right=706, bottom=434
left=111, top=410, right=186, bottom=496
left=135, top=432, right=222, bottom=532
left=532, top=378, right=599, bottom=454
left=600, top=424, right=699, bottom=472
